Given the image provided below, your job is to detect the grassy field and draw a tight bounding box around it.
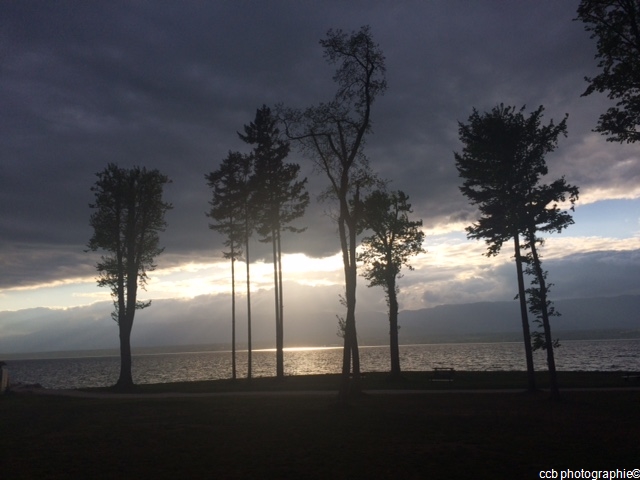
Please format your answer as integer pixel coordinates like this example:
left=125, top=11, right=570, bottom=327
left=2, top=372, right=639, bottom=479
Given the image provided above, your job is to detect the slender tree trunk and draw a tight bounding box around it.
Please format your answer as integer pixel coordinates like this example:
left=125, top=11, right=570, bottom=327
left=528, top=238, right=560, bottom=400
left=347, top=216, right=361, bottom=394
left=276, top=227, right=285, bottom=378
left=513, top=235, right=537, bottom=392
left=230, top=243, right=237, bottom=380
left=245, top=230, right=252, bottom=380
left=387, top=278, right=401, bottom=380
left=338, top=213, right=361, bottom=403
left=272, top=227, right=283, bottom=378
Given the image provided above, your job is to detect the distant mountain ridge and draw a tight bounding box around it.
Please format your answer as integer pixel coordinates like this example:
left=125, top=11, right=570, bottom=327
left=1, top=294, right=638, bottom=356
left=397, top=295, right=640, bottom=340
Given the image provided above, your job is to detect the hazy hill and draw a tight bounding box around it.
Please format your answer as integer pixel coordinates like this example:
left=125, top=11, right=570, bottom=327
left=1, top=293, right=638, bottom=356
left=398, top=294, right=640, bottom=342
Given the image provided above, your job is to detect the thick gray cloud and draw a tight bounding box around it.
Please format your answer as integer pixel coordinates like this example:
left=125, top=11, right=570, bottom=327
left=1, top=1, right=636, bottom=292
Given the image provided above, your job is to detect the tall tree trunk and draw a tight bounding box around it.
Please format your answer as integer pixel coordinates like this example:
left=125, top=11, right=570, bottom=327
left=347, top=216, right=361, bottom=394
left=272, top=227, right=283, bottom=378
left=513, top=235, right=536, bottom=392
left=528, top=238, right=560, bottom=400
left=230, top=243, right=237, bottom=380
left=245, top=229, right=252, bottom=380
left=338, top=213, right=361, bottom=403
left=277, top=227, right=285, bottom=378
left=387, top=277, right=401, bottom=380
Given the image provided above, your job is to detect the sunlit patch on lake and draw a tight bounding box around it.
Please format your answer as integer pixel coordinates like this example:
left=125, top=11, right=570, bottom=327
left=254, top=346, right=342, bottom=352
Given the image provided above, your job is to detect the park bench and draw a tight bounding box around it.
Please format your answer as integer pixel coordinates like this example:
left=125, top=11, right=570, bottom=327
left=622, top=373, right=640, bottom=382
left=431, top=367, right=455, bottom=382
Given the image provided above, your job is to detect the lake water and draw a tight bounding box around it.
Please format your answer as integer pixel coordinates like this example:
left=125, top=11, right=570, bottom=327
left=4, top=339, right=640, bottom=390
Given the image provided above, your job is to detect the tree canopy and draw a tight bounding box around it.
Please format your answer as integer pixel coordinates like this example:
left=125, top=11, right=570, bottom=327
left=576, top=0, right=640, bottom=143
left=359, top=190, right=425, bottom=292
left=455, top=105, right=569, bottom=255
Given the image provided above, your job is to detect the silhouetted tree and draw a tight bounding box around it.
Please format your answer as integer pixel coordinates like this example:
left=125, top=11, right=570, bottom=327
left=206, top=151, right=256, bottom=379
left=521, top=178, right=579, bottom=400
left=238, top=105, right=309, bottom=378
left=88, top=164, right=171, bottom=391
left=205, top=152, right=246, bottom=380
left=576, top=0, right=640, bottom=143
left=280, top=26, right=386, bottom=403
left=455, top=105, right=569, bottom=393
left=358, top=189, right=425, bottom=380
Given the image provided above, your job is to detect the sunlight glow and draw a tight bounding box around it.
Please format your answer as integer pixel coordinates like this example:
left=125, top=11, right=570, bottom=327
left=281, top=253, right=343, bottom=273
left=142, top=254, right=345, bottom=301
left=577, top=186, right=640, bottom=205
left=541, top=235, right=640, bottom=259
left=2, top=216, right=638, bottom=313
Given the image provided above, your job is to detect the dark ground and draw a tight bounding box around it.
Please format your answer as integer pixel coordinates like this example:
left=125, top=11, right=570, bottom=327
left=2, top=372, right=639, bottom=479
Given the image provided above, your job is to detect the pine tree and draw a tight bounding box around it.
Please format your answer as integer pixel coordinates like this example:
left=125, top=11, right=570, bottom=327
left=205, top=152, right=246, bottom=380
left=455, top=104, right=576, bottom=396
left=238, top=105, right=309, bottom=378
left=206, top=151, right=256, bottom=379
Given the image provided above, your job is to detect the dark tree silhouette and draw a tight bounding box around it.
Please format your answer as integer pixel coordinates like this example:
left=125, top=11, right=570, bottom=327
left=455, top=105, right=570, bottom=394
left=280, top=25, right=387, bottom=402
left=358, top=189, right=425, bottom=380
left=576, top=0, right=640, bottom=143
left=206, top=151, right=256, bottom=379
left=88, top=163, right=171, bottom=391
left=205, top=152, right=247, bottom=380
left=238, top=105, right=309, bottom=378
left=521, top=179, right=579, bottom=400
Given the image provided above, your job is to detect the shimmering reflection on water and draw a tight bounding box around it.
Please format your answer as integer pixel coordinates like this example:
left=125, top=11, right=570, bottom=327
left=5, top=338, right=639, bottom=389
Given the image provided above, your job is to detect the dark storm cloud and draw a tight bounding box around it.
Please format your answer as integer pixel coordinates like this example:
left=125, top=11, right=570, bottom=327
left=1, top=1, right=635, bottom=290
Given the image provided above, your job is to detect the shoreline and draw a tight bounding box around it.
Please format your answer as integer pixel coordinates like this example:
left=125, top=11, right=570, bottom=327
left=6, top=370, right=639, bottom=397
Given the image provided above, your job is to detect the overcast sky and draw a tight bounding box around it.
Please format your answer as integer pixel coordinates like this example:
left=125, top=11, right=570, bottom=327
left=1, top=1, right=639, bottom=352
